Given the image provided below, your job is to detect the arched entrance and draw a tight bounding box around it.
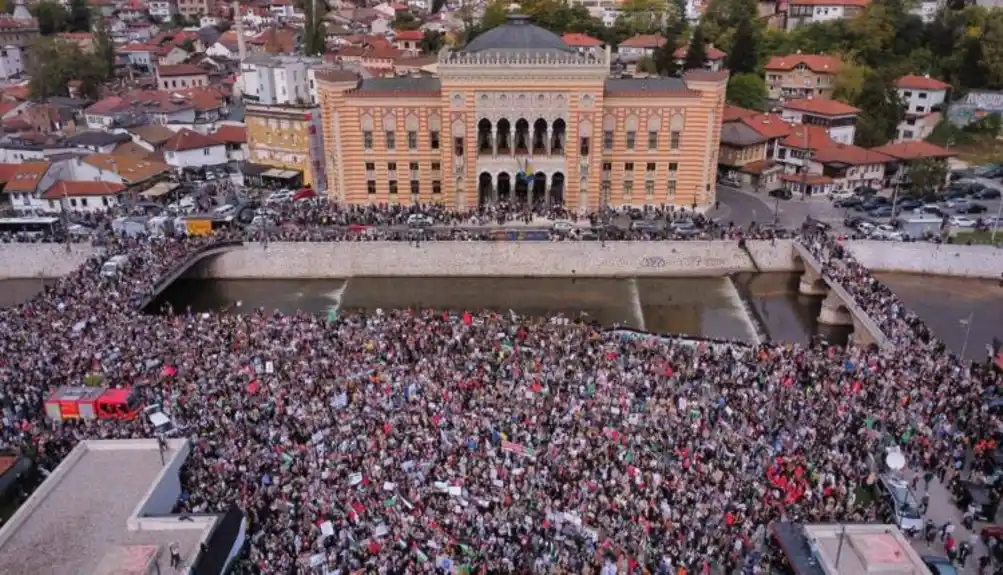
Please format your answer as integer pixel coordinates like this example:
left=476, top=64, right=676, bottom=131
left=477, top=119, right=492, bottom=155
left=515, top=172, right=529, bottom=205
left=531, top=172, right=547, bottom=206
left=514, top=119, right=529, bottom=154
left=532, top=119, right=548, bottom=155
left=497, top=172, right=511, bottom=202
left=478, top=172, right=493, bottom=205
left=551, top=118, right=566, bottom=155
left=551, top=172, right=565, bottom=206
left=497, top=118, right=511, bottom=155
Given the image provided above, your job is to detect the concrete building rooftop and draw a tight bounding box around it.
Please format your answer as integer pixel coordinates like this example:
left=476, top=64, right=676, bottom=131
left=777, top=523, right=932, bottom=575
left=0, top=439, right=212, bottom=575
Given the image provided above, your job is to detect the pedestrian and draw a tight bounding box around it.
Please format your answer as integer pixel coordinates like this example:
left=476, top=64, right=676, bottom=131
left=169, top=541, right=182, bottom=570
left=921, top=492, right=930, bottom=514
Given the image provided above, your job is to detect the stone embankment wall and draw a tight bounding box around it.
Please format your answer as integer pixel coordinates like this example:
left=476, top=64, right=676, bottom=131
left=0, top=244, right=100, bottom=279
left=205, top=241, right=768, bottom=278
left=846, top=241, right=1003, bottom=279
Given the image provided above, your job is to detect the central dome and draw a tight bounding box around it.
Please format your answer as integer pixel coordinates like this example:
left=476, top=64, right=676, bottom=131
left=462, top=14, right=573, bottom=54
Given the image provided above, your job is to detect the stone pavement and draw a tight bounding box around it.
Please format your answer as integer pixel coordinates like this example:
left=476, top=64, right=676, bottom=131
left=904, top=468, right=992, bottom=573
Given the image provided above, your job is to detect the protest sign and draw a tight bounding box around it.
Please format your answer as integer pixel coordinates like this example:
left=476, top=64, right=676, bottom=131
left=349, top=472, right=363, bottom=486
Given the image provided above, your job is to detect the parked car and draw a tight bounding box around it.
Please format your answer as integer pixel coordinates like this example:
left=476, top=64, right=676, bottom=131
left=956, top=202, right=989, bottom=214
left=856, top=221, right=876, bottom=235
left=265, top=189, right=294, bottom=204
left=835, top=196, right=864, bottom=208
left=862, top=196, right=891, bottom=209
left=844, top=215, right=873, bottom=228
left=944, top=197, right=974, bottom=209
left=950, top=215, right=977, bottom=228
left=830, top=190, right=856, bottom=201
left=854, top=186, right=879, bottom=197
left=917, top=204, right=946, bottom=217
left=868, top=206, right=894, bottom=218
left=875, top=475, right=924, bottom=532
left=974, top=187, right=1002, bottom=199
left=768, top=188, right=792, bottom=200
left=871, top=224, right=905, bottom=241
left=551, top=221, right=574, bottom=233
left=895, top=199, right=922, bottom=211
left=922, top=556, right=958, bottom=575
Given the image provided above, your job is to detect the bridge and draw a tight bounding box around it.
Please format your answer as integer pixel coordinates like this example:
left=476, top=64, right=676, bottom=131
left=792, top=242, right=890, bottom=349
left=139, top=240, right=244, bottom=311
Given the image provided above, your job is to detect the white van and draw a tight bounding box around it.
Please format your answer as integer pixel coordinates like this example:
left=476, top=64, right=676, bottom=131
left=877, top=475, right=923, bottom=532
left=100, top=255, right=129, bottom=278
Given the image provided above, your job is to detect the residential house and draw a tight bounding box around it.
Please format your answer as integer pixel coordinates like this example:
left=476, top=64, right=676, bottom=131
left=248, top=26, right=299, bottom=55
left=40, top=181, right=125, bottom=213
left=807, top=144, right=893, bottom=193
left=177, top=0, right=211, bottom=20
left=717, top=108, right=792, bottom=191
left=764, top=54, right=841, bottom=100
left=126, top=20, right=159, bottom=43
left=23, top=101, right=81, bottom=134
left=118, top=3, right=147, bottom=22
left=149, top=0, right=178, bottom=22
left=157, top=63, right=210, bottom=90
left=617, top=34, right=665, bottom=62
left=2, top=161, right=51, bottom=212
left=895, top=74, right=950, bottom=142
left=211, top=124, right=248, bottom=162
left=119, top=43, right=157, bottom=72
left=63, top=130, right=132, bottom=154
left=784, top=0, right=868, bottom=30
left=394, top=55, right=437, bottom=76
left=269, top=0, right=300, bottom=19
left=81, top=154, right=170, bottom=188
left=242, top=54, right=326, bottom=106
left=673, top=45, right=727, bottom=72
left=870, top=140, right=955, bottom=190
left=162, top=128, right=228, bottom=170
left=158, top=45, right=191, bottom=66
left=393, top=30, right=423, bottom=54
left=911, top=0, right=943, bottom=23
left=780, top=98, right=859, bottom=144
left=561, top=33, right=602, bottom=50
left=130, top=124, right=177, bottom=152
left=776, top=124, right=838, bottom=195
left=0, top=45, right=24, bottom=81
left=328, top=45, right=403, bottom=74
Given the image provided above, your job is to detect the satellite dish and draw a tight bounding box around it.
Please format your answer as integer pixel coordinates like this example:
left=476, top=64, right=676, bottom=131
left=885, top=447, right=906, bottom=471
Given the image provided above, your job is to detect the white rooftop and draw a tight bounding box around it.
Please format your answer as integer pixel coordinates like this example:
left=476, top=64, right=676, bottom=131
left=0, top=439, right=214, bottom=575
left=803, top=524, right=932, bottom=575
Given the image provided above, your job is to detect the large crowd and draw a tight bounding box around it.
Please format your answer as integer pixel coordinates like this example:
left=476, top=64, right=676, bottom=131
left=0, top=214, right=1000, bottom=574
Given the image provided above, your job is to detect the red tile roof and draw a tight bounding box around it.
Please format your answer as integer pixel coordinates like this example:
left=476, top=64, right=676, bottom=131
left=0, top=101, right=18, bottom=117
left=724, top=105, right=758, bottom=123
left=394, top=30, right=424, bottom=41
left=870, top=141, right=955, bottom=160
left=673, top=44, right=727, bottom=60
left=782, top=98, right=859, bottom=116
left=561, top=33, right=601, bottom=47
left=620, top=34, right=666, bottom=49
left=1, top=162, right=49, bottom=192
left=42, top=180, right=125, bottom=199
left=119, top=42, right=158, bottom=53
left=896, top=74, right=950, bottom=91
left=158, top=64, right=208, bottom=78
left=811, top=144, right=895, bottom=166
left=765, top=54, right=841, bottom=74
left=781, top=125, right=835, bottom=150
left=790, top=0, right=868, bottom=5
left=739, top=113, right=795, bottom=139
left=738, top=160, right=779, bottom=175
left=162, top=128, right=222, bottom=152
left=212, top=125, right=247, bottom=144
left=0, top=163, right=19, bottom=183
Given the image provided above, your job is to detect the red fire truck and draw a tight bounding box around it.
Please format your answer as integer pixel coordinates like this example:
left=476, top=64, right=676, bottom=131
left=44, top=386, right=144, bottom=421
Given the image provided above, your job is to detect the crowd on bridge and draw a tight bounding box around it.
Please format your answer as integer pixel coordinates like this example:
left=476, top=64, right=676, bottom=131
left=0, top=219, right=1000, bottom=574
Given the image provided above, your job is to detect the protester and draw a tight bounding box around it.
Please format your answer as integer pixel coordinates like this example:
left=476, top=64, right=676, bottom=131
left=0, top=216, right=998, bottom=573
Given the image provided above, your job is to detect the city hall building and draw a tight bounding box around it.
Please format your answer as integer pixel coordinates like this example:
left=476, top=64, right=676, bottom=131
left=317, top=15, right=727, bottom=211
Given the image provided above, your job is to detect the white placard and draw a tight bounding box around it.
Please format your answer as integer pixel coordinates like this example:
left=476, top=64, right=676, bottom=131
left=265, top=361, right=274, bottom=374
left=349, top=472, right=363, bottom=486
left=310, top=553, right=325, bottom=567
left=320, top=521, right=334, bottom=538
left=374, top=523, right=389, bottom=538
left=383, top=481, right=396, bottom=491
left=434, top=481, right=449, bottom=492
left=448, top=485, right=461, bottom=496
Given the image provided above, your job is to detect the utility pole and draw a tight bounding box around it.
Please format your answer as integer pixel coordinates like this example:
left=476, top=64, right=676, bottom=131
left=992, top=194, right=1003, bottom=244
left=834, top=524, right=847, bottom=568
left=800, top=127, right=810, bottom=201
left=61, top=186, right=70, bottom=252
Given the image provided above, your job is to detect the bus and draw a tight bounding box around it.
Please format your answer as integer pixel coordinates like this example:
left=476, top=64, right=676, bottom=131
left=0, top=217, right=62, bottom=238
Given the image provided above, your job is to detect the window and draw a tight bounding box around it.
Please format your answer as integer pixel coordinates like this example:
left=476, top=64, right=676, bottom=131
left=902, top=130, right=914, bottom=139
left=602, top=162, right=611, bottom=180
left=646, top=162, right=656, bottom=174
left=410, top=161, right=419, bottom=179
left=410, top=180, right=419, bottom=195
left=367, top=180, right=376, bottom=194
left=365, top=162, right=375, bottom=171
left=430, top=131, right=440, bottom=149
left=668, top=162, right=678, bottom=174
left=626, top=131, right=635, bottom=150
left=668, top=180, right=676, bottom=199
left=915, top=106, right=925, bottom=113
left=387, top=162, right=397, bottom=172
left=645, top=180, right=654, bottom=201
left=580, top=136, right=590, bottom=156
left=389, top=180, right=398, bottom=194
left=670, top=131, right=681, bottom=150
left=70, top=198, right=77, bottom=207
left=385, top=131, right=396, bottom=150
left=432, top=180, right=442, bottom=195
left=102, top=197, right=109, bottom=206
left=363, top=131, right=373, bottom=151
left=80, top=198, right=88, bottom=207
left=623, top=181, right=633, bottom=198
left=408, top=131, right=417, bottom=150
left=454, top=137, right=464, bottom=156
left=624, top=162, right=634, bottom=172
left=918, top=92, right=928, bottom=99
left=648, top=131, right=658, bottom=150
left=903, top=91, right=912, bottom=98
left=603, top=130, right=613, bottom=151
left=431, top=161, right=440, bottom=172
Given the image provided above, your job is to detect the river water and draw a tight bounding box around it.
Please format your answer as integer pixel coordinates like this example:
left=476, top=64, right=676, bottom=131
left=3, top=273, right=996, bottom=356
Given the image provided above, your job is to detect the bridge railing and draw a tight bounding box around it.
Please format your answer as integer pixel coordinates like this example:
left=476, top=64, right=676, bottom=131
left=141, top=239, right=244, bottom=310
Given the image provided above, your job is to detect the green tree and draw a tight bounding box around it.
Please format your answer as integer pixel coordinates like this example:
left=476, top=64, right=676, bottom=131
left=28, top=37, right=106, bottom=101
left=93, top=12, right=115, bottom=78
left=652, top=29, right=679, bottom=76
left=297, top=0, right=327, bottom=56
left=480, top=0, right=510, bottom=31
left=66, top=0, right=90, bottom=32
left=637, top=55, right=658, bottom=74
left=726, top=73, right=767, bottom=110
left=395, top=11, right=421, bottom=31
left=832, top=58, right=871, bottom=103
left=683, top=25, right=707, bottom=70
left=420, top=30, right=444, bottom=53
left=853, top=73, right=905, bottom=147
left=907, top=157, right=948, bottom=194
left=34, top=0, right=67, bottom=36
left=726, top=18, right=757, bottom=74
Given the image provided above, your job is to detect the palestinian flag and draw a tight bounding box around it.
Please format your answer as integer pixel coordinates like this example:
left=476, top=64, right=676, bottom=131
left=501, top=441, right=535, bottom=458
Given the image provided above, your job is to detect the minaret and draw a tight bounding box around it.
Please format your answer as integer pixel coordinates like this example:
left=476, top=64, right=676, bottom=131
left=234, top=1, right=248, bottom=97
left=12, top=0, right=32, bottom=21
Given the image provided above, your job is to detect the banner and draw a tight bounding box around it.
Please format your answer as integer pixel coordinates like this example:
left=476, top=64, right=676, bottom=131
left=501, top=441, right=535, bottom=458
left=185, top=219, right=212, bottom=236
